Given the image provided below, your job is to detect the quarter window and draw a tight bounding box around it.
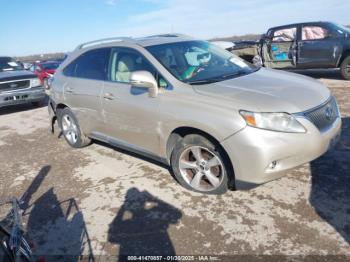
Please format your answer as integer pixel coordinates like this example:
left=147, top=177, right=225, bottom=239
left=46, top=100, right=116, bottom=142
left=302, top=26, right=329, bottom=40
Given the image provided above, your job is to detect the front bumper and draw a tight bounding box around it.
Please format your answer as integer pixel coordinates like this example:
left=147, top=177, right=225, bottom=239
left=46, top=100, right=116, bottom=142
left=221, top=116, right=342, bottom=189
left=0, top=87, right=46, bottom=108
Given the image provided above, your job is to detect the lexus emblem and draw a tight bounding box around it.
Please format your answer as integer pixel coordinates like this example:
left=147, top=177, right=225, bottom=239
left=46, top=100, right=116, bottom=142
left=10, top=83, right=18, bottom=88
left=325, top=105, right=334, bottom=121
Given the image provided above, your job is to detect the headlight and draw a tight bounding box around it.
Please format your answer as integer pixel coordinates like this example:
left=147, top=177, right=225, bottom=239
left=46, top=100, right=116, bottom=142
left=240, top=111, right=306, bottom=133
left=30, top=78, right=41, bottom=87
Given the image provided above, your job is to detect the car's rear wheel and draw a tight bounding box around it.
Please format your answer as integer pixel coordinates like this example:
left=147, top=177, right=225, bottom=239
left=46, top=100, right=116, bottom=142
left=59, top=107, right=91, bottom=148
left=340, top=55, right=350, bottom=80
left=171, top=134, right=229, bottom=194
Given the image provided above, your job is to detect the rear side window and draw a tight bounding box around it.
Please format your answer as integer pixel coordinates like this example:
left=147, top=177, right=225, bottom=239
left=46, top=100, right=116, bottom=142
left=63, top=48, right=110, bottom=80
left=302, top=26, right=329, bottom=40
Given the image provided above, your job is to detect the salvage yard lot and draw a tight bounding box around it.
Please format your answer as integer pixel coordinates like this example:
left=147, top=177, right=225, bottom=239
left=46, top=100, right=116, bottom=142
left=0, top=70, right=349, bottom=260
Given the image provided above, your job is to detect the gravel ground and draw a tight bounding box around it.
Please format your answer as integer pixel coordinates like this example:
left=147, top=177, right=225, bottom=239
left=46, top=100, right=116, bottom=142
left=0, top=70, right=349, bottom=261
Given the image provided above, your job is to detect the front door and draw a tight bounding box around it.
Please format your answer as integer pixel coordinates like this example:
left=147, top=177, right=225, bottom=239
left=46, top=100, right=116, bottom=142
left=263, top=26, right=298, bottom=69
left=101, top=47, right=163, bottom=156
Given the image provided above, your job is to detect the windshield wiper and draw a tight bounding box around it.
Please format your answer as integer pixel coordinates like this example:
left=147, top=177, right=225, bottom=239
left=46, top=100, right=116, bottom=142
left=220, top=70, right=248, bottom=79
left=188, top=70, right=253, bottom=85
left=188, top=78, right=222, bottom=85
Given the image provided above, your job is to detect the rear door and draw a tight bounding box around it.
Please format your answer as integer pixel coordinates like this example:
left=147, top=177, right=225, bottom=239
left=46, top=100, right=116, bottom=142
left=62, top=48, right=110, bottom=134
left=262, top=26, right=298, bottom=69
left=297, top=24, right=342, bottom=68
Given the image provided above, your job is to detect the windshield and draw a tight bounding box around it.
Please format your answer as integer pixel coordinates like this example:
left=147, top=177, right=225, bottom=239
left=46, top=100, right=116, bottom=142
left=333, top=23, right=350, bottom=35
left=0, top=57, right=23, bottom=72
left=41, top=62, right=60, bottom=70
left=146, top=40, right=257, bottom=84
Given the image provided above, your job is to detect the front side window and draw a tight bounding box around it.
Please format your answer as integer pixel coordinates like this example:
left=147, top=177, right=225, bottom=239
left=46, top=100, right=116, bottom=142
left=146, top=40, right=257, bottom=85
left=108, top=48, right=168, bottom=87
left=302, top=26, right=329, bottom=40
left=272, top=27, right=297, bottom=42
left=63, top=48, right=110, bottom=80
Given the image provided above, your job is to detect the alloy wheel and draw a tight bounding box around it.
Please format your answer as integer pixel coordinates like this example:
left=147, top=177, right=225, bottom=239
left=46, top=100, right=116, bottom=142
left=61, top=114, right=78, bottom=144
left=178, top=146, right=224, bottom=192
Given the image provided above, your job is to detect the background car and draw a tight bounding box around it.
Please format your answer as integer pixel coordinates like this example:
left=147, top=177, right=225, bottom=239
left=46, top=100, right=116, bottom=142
left=31, top=61, right=61, bottom=88
left=0, top=56, right=46, bottom=108
left=226, top=22, right=350, bottom=80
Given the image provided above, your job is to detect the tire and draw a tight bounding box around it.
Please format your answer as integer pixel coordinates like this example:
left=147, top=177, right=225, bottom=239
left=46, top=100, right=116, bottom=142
left=171, top=134, right=231, bottom=194
left=58, top=107, right=91, bottom=148
left=340, top=55, right=350, bottom=80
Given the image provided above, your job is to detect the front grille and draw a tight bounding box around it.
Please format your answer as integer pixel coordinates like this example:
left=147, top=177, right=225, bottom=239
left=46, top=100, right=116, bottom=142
left=0, top=80, right=30, bottom=92
left=303, top=97, right=339, bottom=131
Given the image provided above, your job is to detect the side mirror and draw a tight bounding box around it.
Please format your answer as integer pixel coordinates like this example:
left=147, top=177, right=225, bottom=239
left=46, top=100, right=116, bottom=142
left=130, top=71, right=159, bottom=98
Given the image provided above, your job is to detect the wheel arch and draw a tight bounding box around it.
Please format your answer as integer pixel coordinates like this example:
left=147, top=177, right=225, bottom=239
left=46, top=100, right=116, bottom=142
left=338, top=49, right=350, bottom=67
left=52, top=103, right=69, bottom=129
left=165, top=126, right=236, bottom=189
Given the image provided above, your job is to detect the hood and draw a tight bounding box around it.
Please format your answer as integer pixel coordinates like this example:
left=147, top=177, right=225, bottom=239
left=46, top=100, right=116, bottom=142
left=0, top=70, right=37, bottom=82
left=192, top=68, right=330, bottom=113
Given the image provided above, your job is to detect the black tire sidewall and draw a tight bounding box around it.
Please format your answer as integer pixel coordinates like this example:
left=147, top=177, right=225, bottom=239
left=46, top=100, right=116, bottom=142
left=171, top=134, right=229, bottom=195
left=340, top=56, right=350, bottom=80
left=59, top=108, right=85, bottom=148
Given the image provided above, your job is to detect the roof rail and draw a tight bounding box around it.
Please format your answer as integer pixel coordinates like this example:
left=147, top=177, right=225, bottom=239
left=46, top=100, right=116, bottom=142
left=75, top=37, right=132, bottom=50
left=145, top=33, right=189, bottom=38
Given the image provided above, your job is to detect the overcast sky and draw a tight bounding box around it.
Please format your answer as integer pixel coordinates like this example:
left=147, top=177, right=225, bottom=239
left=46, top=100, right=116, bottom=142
left=1, top=0, right=349, bottom=56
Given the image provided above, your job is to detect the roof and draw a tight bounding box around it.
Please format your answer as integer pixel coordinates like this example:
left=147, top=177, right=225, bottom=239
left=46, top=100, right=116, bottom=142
left=75, top=34, right=195, bottom=50
left=267, top=21, right=333, bottom=31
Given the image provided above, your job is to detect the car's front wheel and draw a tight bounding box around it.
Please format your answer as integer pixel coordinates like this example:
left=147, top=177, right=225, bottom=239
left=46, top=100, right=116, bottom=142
left=171, top=134, right=230, bottom=194
left=340, top=55, right=350, bottom=80
left=59, top=107, right=91, bottom=148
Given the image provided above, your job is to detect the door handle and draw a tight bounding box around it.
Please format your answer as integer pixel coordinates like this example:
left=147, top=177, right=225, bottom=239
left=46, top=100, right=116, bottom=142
left=103, top=92, right=115, bottom=100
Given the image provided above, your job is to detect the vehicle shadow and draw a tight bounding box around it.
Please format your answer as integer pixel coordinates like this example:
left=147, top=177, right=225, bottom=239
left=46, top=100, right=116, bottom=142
left=19, top=166, right=94, bottom=261
left=108, top=188, right=182, bottom=260
left=0, top=97, right=48, bottom=116
left=309, top=117, right=350, bottom=244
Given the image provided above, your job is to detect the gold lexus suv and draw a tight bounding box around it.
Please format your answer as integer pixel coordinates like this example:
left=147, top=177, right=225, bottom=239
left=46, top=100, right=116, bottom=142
left=48, top=34, right=341, bottom=194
